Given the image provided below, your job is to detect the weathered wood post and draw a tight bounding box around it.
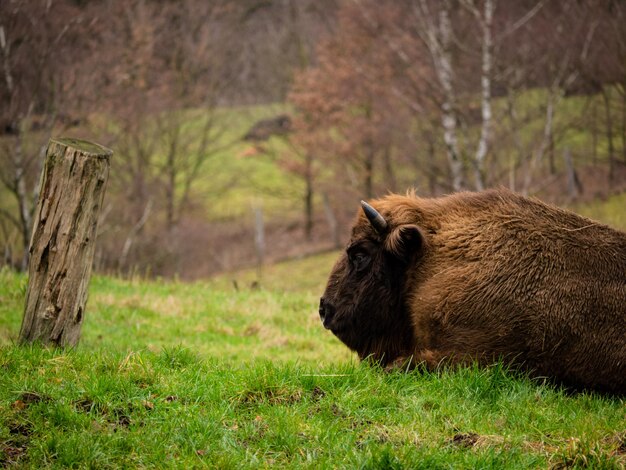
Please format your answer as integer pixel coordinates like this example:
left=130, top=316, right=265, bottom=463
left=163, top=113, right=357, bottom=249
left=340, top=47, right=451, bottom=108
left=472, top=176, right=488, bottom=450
left=19, top=138, right=112, bottom=347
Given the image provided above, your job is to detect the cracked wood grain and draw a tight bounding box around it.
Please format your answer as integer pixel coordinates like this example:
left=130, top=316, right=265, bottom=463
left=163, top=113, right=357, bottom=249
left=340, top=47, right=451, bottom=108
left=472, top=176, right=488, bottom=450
left=19, top=138, right=112, bottom=347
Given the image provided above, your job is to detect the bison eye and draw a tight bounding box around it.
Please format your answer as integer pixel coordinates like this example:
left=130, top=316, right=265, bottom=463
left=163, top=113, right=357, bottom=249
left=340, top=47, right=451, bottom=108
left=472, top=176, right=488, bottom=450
left=349, top=251, right=370, bottom=272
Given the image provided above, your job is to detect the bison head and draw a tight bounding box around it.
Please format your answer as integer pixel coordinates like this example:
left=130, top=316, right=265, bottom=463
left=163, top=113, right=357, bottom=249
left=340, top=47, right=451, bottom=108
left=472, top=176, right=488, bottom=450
left=319, top=199, right=425, bottom=365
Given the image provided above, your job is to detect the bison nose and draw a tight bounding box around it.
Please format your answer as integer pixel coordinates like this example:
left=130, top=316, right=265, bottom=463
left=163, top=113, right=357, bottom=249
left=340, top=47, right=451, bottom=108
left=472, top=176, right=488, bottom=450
left=319, top=297, right=336, bottom=330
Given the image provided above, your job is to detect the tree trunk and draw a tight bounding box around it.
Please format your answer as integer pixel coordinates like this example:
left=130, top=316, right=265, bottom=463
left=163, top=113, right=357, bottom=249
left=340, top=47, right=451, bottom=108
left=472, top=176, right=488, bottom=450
left=364, top=145, right=374, bottom=199
left=304, top=153, right=313, bottom=241
left=563, top=148, right=582, bottom=200
left=436, top=7, right=464, bottom=191
left=522, top=91, right=556, bottom=195
left=622, top=79, right=625, bottom=164
left=505, top=90, right=525, bottom=192
left=415, top=0, right=464, bottom=191
left=427, top=135, right=437, bottom=195
left=602, top=87, right=615, bottom=186
left=14, top=135, right=32, bottom=271
left=20, top=138, right=112, bottom=347
left=382, top=146, right=397, bottom=192
left=472, top=0, right=494, bottom=191
left=322, top=193, right=340, bottom=249
left=253, top=205, right=265, bottom=281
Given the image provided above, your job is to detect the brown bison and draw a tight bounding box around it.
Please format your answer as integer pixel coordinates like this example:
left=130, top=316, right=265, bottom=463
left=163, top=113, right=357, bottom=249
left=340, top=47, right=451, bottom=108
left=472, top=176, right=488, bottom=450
left=319, top=189, right=626, bottom=393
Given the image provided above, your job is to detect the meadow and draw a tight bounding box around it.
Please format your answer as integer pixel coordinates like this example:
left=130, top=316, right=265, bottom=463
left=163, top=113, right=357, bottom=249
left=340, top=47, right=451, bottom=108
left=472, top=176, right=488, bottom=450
left=2, top=2, right=625, bottom=465
left=1, top=197, right=625, bottom=468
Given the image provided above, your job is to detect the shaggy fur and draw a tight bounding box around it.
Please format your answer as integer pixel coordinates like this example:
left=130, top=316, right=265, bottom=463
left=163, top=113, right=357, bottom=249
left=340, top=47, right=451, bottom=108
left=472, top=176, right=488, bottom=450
left=320, top=188, right=626, bottom=394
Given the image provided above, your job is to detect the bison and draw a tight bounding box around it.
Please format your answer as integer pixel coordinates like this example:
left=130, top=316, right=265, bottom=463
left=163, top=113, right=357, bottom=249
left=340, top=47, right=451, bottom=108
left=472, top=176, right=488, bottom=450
left=319, top=188, right=626, bottom=393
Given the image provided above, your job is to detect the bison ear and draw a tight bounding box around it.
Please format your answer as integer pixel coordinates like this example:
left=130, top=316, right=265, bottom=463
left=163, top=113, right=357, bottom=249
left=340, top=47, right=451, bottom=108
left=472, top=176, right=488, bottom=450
left=384, top=224, right=424, bottom=260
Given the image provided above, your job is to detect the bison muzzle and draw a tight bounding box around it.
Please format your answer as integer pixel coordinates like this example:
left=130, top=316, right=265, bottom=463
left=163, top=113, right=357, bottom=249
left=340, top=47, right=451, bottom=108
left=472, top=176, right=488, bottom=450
left=320, top=189, right=626, bottom=394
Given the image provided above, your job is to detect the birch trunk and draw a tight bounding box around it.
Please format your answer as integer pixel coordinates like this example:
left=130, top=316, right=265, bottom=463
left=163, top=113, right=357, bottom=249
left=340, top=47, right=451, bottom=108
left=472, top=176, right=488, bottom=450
left=14, top=136, right=32, bottom=271
left=415, top=0, right=464, bottom=191
left=19, top=138, right=112, bottom=347
left=472, top=0, right=494, bottom=190
left=436, top=8, right=464, bottom=191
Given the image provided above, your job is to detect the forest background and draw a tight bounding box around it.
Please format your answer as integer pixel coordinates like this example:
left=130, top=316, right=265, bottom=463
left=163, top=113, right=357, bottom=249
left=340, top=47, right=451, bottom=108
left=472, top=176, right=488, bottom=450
left=1, top=0, right=625, bottom=279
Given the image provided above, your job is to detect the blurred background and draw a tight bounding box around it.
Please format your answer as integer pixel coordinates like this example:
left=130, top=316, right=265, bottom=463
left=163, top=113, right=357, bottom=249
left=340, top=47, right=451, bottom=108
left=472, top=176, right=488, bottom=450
left=1, top=0, right=624, bottom=280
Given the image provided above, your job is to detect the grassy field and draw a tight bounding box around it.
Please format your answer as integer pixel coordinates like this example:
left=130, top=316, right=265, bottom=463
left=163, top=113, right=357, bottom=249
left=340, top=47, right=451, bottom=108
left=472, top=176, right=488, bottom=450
left=2, top=345, right=624, bottom=469
left=573, top=192, right=626, bottom=232
left=1, top=196, right=626, bottom=468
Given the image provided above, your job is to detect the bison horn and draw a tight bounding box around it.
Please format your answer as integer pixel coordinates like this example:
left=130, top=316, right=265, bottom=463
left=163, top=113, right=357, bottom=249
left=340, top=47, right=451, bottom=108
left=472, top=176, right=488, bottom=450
left=360, top=200, right=388, bottom=233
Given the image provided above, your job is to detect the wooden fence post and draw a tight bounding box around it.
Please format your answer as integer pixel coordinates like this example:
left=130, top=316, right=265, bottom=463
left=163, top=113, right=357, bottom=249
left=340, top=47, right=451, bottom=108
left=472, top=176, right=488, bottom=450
left=19, top=138, right=112, bottom=347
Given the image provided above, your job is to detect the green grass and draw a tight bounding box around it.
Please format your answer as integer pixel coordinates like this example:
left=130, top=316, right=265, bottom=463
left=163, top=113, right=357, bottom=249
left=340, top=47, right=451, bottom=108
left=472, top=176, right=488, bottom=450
left=573, top=192, right=626, bottom=231
left=0, top=265, right=347, bottom=365
left=1, top=347, right=624, bottom=468
left=2, top=231, right=626, bottom=469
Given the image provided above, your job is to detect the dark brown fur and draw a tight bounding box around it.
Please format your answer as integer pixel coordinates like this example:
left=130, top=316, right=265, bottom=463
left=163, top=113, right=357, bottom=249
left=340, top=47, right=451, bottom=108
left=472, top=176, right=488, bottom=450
left=320, top=189, right=626, bottom=394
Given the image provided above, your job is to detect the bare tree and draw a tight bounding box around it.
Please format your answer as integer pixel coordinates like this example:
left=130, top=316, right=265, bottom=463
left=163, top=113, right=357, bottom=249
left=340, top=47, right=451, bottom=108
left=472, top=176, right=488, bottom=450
left=461, top=0, right=495, bottom=190
left=511, top=2, right=598, bottom=195
left=413, top=0, right=466, bottom=191
left=0, top=1, right=93, bottom=269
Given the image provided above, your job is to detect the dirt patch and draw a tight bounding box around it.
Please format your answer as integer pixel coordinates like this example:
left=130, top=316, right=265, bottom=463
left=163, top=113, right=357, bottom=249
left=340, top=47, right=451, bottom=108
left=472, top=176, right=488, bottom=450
left=450, top=433, right=480, bottom=448
left=1, top=420, right=33, bottom=466
left=311, top=386, right=326, bottom=401
left=0, top=442, right=27, bottom=467
left=74, top=398, right=96, bottom=413
left=12, top=391, right=52, bottom=410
